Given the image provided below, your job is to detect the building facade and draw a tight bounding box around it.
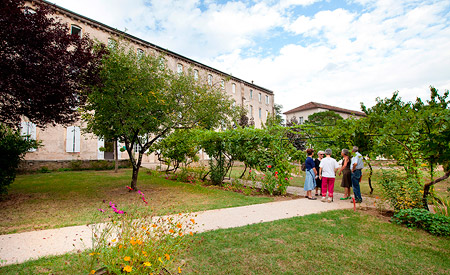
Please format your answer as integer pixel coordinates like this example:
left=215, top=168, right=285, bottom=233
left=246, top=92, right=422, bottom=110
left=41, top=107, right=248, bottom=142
left=283, top=102, right=365, bottom=124
left=22, top=0, right=275, bottom=164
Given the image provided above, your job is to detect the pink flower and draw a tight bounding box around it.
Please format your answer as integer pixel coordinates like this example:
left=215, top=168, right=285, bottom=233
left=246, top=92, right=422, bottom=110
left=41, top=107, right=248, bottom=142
left=285, top=178, right=288, bottom=180
left=98, top=208, right=105, bottom=212
left=290, top=177, right=293, bottom=180
left=126, top=186, right=133, bottom=191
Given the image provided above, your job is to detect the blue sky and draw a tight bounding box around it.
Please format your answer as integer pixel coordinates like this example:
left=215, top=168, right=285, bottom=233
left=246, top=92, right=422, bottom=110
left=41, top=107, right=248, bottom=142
left=50, top=0, right=450, bottom=113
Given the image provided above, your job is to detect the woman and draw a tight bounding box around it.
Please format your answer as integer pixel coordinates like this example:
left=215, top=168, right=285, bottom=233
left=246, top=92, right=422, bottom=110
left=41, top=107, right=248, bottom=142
left=338, top=149, right=352, bottom=200
left=319, top=148, right=339, bottom=203
left=304, top=148, right=317, bottom=200
left=314, top=151, right=324, bottom=196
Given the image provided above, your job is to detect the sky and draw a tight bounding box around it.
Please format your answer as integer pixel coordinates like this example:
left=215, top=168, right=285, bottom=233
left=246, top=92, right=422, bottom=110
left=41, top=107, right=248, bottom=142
left=49, top=0, right=450, bottom=113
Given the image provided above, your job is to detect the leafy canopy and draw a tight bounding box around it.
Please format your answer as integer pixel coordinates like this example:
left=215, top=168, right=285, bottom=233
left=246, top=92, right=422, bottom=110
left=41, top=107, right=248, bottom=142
left=0, top=0, right=104, bottom=127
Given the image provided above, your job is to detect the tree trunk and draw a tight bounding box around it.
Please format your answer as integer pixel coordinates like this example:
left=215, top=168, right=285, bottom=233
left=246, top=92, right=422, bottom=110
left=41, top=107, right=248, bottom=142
left=422, top=169, right=450, bottom=210
left=114, top=139, right=118, bottom=173
left=240, top=164, right=248, bottom=179
left=130, top=152, right=144, bottom=191
left=364, top=158, right=374, bottom=195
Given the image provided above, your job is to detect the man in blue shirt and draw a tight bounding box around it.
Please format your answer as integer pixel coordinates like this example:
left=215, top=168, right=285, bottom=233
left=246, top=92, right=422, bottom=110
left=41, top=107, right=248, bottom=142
left=351, top=146, right=364, bottom=203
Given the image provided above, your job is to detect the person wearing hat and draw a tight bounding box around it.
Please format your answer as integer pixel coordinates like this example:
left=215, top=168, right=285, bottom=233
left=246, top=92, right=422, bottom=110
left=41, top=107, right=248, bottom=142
left=314, top=150, right=325, bottom=196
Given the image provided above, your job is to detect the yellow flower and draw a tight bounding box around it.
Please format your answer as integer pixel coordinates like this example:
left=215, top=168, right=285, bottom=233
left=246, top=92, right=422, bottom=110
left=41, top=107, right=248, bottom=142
left=152, top=224, right=157, bottom=228
left=165, top=254, right=170, bottom=260
left=90, top=270, right=96, bottom=274
left=124, top=256, right=131, bottom=262
left=89, top=253, right=95, bottom=256
left=190, top=219, right=195, bottom=224
left=176, top=223, right=182, bottom=228
left=178, top=266, right=182, bottom=273
left=137, top=239, right=143, bottom=245
left=111, top=239, right=116, bottom=243
left=123, top=265, right=132, bottom=273
left=189, top=232, right=194, bottom=236
left=169, top=229, right=174, bottom=233
left=143, top=262, right=152, bottom=267
left=142, top=226, right=147, bottom=230
left=158, top=257, right=163, bottom=263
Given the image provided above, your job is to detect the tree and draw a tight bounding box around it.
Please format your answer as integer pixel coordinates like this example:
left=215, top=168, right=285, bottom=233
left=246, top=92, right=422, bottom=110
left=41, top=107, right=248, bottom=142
left=83, top=41, right=238, bottom=190
left=362, top=87, right=450, bottom=209
left=0, top=0, right=104, bottom=127
left=0, top=125, right=38, bottom=195
left=307, top=110, right=343, bottom=125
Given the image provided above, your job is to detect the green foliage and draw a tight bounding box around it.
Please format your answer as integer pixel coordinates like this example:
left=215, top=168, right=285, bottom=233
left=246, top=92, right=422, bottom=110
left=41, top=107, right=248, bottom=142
left=38, top=166, right=51, bottom=173
left=0, top=124, right=38, bottom=194
left=307, top=110, right=343, bottom=125
left=432, top=195, right=450, bottom=217
left=154, top=129, right=200, bottom=172
left=69, top=160, right=83, bottom=171
left=259, top=165, right=294, bottom=195
left=392, top=208, right=450, bottom=236
left=83, top=39, right=239, bottom=189
left=197, top=125, right=297, bottom=193
left=379, top=170, right=423, bottom=211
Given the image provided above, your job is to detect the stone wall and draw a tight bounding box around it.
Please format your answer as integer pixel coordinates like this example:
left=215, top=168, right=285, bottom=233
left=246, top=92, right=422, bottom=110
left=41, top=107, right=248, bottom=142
left=18, top=159, right=131, bottom=173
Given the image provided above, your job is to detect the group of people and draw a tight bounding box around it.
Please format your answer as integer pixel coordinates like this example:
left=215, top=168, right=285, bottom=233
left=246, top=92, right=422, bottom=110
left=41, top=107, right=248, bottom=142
left=303, top=146, right=364, bottom=203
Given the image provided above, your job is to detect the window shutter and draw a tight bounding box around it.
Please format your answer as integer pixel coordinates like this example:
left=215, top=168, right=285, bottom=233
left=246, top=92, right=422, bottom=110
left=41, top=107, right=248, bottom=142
left=98, top=138, right=104, bottom=160
left=66, top=126, right=81, bottom=153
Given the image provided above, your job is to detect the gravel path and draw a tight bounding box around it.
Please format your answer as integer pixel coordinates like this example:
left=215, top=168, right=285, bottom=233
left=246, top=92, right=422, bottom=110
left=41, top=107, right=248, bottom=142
left=0, top=185, right=366, bottom=266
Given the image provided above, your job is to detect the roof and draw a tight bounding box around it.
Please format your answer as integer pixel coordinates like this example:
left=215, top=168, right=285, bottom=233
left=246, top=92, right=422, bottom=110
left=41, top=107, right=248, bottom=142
left=36, top=0, right=274, bottom=95
left=283, top=102, right=366, bottom=117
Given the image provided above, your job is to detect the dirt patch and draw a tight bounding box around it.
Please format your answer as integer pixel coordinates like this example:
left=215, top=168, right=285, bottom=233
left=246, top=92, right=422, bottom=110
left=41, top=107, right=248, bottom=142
left=358, top=207, right=394, bottom=223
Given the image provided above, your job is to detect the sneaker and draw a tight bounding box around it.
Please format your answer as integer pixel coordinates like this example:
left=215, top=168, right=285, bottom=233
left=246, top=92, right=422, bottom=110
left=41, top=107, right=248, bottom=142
left=327, top=197, right=333, bottom=203
left=321, top=197, right=327, bottom=202
left=340, top=196, right=349, bottom=200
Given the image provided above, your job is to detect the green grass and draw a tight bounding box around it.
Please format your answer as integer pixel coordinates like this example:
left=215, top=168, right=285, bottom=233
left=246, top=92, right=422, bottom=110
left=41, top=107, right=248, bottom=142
left=0, top=169, right=273, bottom=234
left=182, top=210, right=450, bottom=274
left=1, top=210, right=449, bottom=274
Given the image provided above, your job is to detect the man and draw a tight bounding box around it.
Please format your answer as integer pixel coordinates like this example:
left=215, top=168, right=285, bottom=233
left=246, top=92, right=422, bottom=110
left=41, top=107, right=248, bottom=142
left=351, top=146, right=364, bottom=203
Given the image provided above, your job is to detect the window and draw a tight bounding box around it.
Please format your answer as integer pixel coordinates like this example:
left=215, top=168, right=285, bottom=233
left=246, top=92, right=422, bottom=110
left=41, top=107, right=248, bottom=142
left=158, top=58, right=166, bottom=69
left=66, top=126, right=81, bottom=153
left=107, top=38, right=117, bottom=49
left=265, top=95, right=269, bottom=104
left=70, top=25, right=82, bottom=37
left=258, top=93, right=262, bottom=103
left=299, top=117, right=304, bottom=124
left=232, top=83, right=236, bottom=94
left=194, top=69, right=199, bottom=81
left=137, top=48, right=144, bottom=58
left=98, top=138, right=104, bottom=160
left=250, top=89, right=253, bottom=99
left=177, top=63, right=183, bottom=74
left=259, top=108, right=262, bottom=119
left=221, top=79, right=225, bottom=90
left=208, top=74, right=212, bottom=86
left=250, top=105, right=253, bottom=117
left=20, top=122, right=37, bottom=152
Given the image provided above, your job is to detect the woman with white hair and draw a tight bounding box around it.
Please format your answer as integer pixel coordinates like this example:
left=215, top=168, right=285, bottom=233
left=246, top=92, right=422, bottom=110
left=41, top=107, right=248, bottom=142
left=319, top=148, right=339, bottom=203
left=338, top=148, right=352, bottom=200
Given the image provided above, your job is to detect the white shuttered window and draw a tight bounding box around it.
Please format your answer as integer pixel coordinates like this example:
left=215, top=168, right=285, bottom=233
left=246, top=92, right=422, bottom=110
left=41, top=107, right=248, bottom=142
left=66, top=126, right=81, bottom=153
left=20, top=122, right=37, bottom=152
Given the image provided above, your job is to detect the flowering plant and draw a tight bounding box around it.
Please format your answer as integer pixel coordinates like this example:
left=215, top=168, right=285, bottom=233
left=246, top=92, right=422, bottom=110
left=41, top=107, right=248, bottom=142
left=88, top=187, right=195, bottom=274
left=259, top=165, right=292, bottom=195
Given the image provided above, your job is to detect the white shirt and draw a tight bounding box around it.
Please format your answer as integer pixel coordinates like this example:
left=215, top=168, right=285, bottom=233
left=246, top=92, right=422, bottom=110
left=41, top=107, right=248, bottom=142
left=351, top=152, right=364, bottom=170
left=319, top=157, right=339, bottom=178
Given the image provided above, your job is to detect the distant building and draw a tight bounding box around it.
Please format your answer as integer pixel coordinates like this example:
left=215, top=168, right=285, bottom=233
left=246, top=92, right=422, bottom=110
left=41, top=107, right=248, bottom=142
left=283, top=102, right=365, bottom=124
left=21, top=0, right=275, bottom=165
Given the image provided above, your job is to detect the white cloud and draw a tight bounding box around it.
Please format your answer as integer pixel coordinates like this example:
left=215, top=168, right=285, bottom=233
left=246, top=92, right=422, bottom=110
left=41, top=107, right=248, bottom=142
left=50, top=0, right=450, bottom=113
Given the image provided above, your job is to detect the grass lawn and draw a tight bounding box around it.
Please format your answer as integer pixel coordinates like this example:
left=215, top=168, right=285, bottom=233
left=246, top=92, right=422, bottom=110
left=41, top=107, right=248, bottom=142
left=0, top=169, right=273, bottom=234
left=1, top=210, right=449, bottom=274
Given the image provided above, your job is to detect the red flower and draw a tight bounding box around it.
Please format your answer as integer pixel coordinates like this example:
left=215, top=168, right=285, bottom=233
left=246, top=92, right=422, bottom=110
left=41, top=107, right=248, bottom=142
left=267, top=165, right=272, bottom=168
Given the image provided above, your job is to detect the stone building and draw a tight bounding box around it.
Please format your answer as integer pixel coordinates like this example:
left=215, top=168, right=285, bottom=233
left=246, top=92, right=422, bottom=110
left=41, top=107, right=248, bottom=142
left=284, top=102, right=365, bottom=124
left=21, top=0, right=275, bottom=167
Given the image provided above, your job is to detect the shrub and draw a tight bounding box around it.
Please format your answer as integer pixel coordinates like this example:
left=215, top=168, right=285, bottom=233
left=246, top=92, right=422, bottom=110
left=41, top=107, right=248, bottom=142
left=0, top=125, right=38, bottom=194
left=89, top=188, right=195, bottom=274
left=259, top=165, right=293, bottom=195
left=432, top=195, right=450, bottom=217
left=91, top=160, right=113, bottom=170
left=379, top=170, right=423, bottom=210
left=69, top=160, right=83, bottom=171
left=38, top=166, right=51, bottom=173
left=392, top=208, right=450, bottom=236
